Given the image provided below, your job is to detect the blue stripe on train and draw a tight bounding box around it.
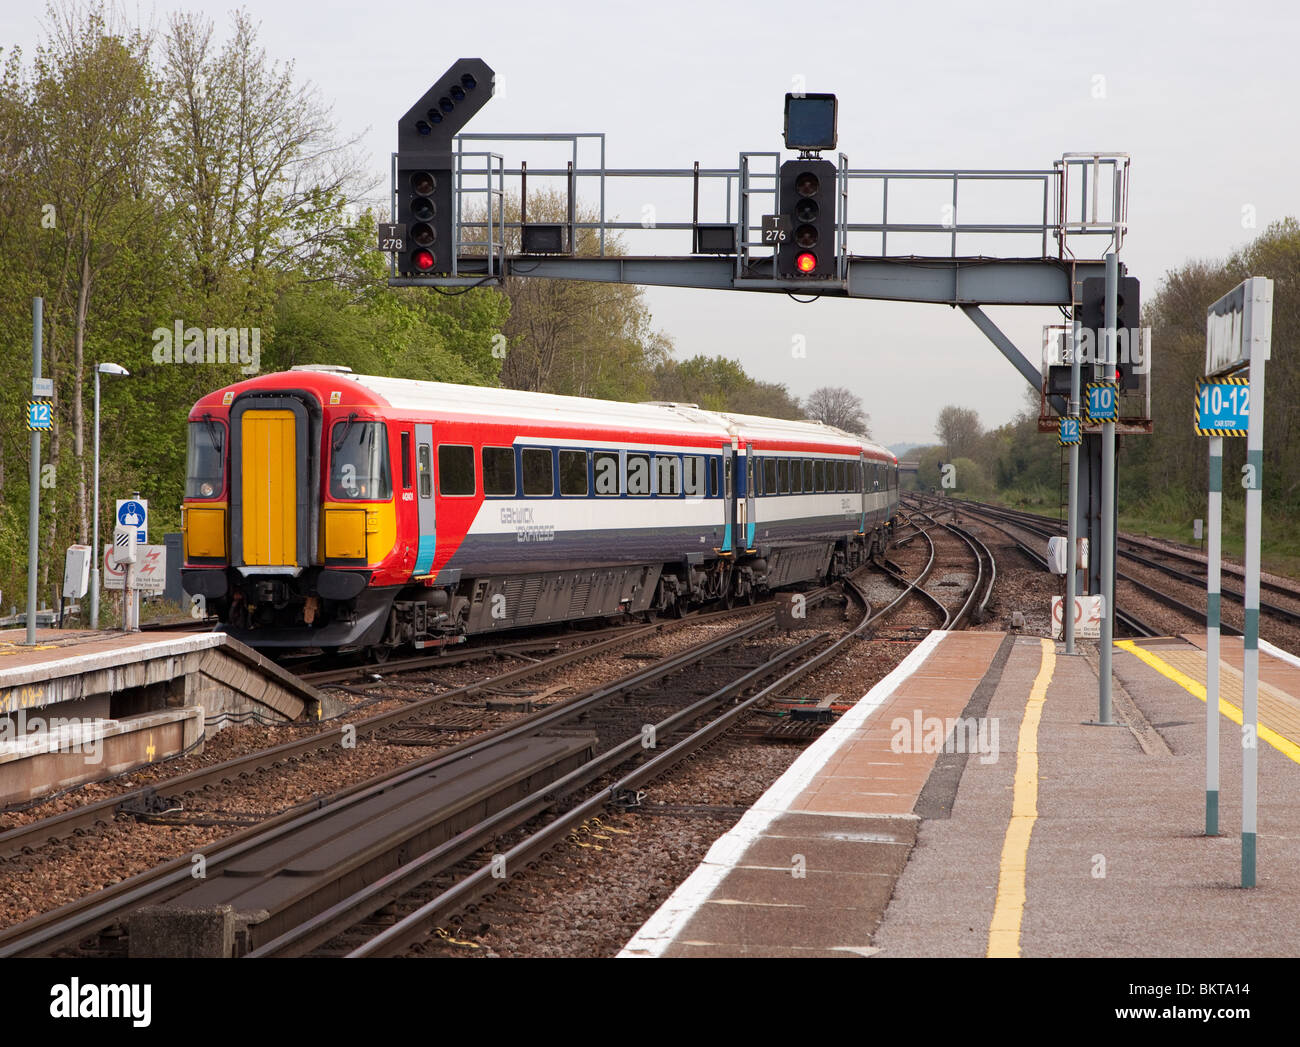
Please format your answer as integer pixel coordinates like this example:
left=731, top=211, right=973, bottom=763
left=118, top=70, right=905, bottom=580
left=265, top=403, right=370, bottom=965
left=414, top=534, right=436, bottom=574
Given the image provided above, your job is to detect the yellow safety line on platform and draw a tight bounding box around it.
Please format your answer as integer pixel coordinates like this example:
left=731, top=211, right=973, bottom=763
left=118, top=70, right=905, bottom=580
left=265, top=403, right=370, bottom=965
left=1115, top=640, right=1300, bottom=766
left=987, top=637, right=1055, bottom=959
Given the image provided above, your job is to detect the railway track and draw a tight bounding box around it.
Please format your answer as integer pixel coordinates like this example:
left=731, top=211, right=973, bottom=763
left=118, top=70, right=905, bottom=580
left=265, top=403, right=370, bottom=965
left=909, top=495, right=1266, bottom=638
left=0, top=606, right=759, bottom=859
left=0, top=541, right=987, bottom=958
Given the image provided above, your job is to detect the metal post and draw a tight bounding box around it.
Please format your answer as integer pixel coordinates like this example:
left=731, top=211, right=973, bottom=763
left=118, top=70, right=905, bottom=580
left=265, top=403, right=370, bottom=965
left=1240, top=278, right=1271, bottom=888
left=1065, top=318, right=1081, bottom=653
left=1097, top=252, right=1117, bottom=724
left=91, top=368, right=102, bottom=629
left=1205, top=436, right=1222, bottom=836
left=25, top=298, right=43, bottom=645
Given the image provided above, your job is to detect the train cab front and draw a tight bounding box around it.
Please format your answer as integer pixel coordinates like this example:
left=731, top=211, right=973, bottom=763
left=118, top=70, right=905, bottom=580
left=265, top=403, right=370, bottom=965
left=180, top=380, right=396, bottom=650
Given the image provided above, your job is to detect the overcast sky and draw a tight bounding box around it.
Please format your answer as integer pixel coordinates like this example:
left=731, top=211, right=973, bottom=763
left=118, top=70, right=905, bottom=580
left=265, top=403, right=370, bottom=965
left=5, top=0, right=1297, bottom=445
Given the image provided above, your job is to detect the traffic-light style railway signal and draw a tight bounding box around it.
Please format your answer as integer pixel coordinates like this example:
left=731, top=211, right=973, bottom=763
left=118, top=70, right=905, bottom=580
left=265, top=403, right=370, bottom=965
left=395, top=59, right=494, bottom=276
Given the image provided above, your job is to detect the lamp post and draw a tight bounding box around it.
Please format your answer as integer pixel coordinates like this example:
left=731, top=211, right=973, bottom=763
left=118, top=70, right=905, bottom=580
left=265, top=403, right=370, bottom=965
left=91, top=362, right=129, bottom=629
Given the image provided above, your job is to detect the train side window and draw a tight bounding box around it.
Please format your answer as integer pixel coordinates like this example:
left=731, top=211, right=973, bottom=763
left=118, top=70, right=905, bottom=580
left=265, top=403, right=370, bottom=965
left=815, top=460, right=826, bottom=493
left=438, top=445, right=475, bottom=496
left=417, top=445, right=433, bottom=499
left=593, top=452, right=619, bottom=495
left=778, top=458, right=788, bottom=494
left=683, top=455, right=706, bottom=497
left=709, top=457, right=719, bottom=498
left=764, top=458, right=777, bottom=495
left=791, top=460, right=802, bottom=494
left=483, top=446, right=516, bottom=496
left=656, top=454, right=681, bottom=496
left=626, top=453, right=650, bottom=496
left=724, top=456, right=733, bottom=500
left=522, top=448, right=554, bottom=496
left=803, top=460, right=813, bottom=492
left=400, top=432, right=411, bottom=489
left=559, top=450, right=588, bottom=496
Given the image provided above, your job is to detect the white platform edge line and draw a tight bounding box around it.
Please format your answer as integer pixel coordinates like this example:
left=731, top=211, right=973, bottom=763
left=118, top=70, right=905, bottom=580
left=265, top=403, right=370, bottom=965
left=1259, top=638, right=1300, bottom=672
left=617, top=628, right=951, bottom=958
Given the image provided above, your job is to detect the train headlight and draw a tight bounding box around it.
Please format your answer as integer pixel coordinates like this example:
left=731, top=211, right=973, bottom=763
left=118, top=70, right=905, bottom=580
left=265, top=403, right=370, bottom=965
left=200, top=482, right=215, bottom=497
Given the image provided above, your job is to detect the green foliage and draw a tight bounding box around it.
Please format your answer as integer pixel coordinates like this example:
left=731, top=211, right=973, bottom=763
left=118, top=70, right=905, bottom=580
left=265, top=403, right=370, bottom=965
left=0, top=5, right=512, bottom=609
left=652, top=355, right=802, bottom=417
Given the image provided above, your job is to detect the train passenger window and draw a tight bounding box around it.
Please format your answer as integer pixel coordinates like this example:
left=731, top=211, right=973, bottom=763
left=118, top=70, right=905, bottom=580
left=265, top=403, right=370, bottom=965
left=560, top=450, right=588, bottom=496
left=483, top=446, right=516, bottom=496
left=815, top=461, right=826, bottom=493
left=791, top=460, right=802, bottom=494
left=593, top=452, right=619, bottom=495
left=683, top=456, right=706, bottom=497
left=626, top=453, right=650, bottom=496
left=803, top=460, right=813, bottom=492
left=438, top=445, right=475, bottom=496
left=837, top=461, right=846, bottom=492
left=330, top=420, right=392, bottom=500
left=778, top=458, right=789, bottom=494
left=417, top=446, right=432, bottom=498
left=764, top=458, right=777, bottom=496
left=709, top=457, right=719, bottom=498
left=656, top=455, right=681, bottom=496
left=522, top=448, right=554, bottom=496
left=400, top=432, right=411, bottom=489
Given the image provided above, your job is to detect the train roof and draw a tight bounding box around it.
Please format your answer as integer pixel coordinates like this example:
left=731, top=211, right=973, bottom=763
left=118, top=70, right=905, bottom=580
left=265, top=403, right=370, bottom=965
left=193, top=367, right=893, bottom=459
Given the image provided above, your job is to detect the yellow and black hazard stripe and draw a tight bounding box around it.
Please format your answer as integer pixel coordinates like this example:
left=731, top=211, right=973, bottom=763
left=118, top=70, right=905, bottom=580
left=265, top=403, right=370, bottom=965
left=1195, top=375, right=1248, bottom=437
left=1084, top=381, right=1119, bottom=422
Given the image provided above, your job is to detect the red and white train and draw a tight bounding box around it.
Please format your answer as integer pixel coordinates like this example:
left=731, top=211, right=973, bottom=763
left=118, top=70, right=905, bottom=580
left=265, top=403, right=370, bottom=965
left=181, top=366, right=899, bottom=652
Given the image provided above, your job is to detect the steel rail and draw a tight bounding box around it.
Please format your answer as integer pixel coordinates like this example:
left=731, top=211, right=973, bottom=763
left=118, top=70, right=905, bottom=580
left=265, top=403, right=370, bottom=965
left=345, top=574, right=885, bottom=958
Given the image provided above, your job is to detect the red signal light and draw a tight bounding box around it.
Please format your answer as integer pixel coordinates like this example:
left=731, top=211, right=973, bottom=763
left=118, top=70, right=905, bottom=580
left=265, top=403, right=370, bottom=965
left=796, top=252, right=817, bottom=273
left=413, top=249, right=435, bottom=272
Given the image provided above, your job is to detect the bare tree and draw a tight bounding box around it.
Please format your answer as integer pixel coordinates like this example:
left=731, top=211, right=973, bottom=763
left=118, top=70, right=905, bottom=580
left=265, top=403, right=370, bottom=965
left=805, top=386, right=870, bottom=436
left=935, top=405, right=982, bottom=459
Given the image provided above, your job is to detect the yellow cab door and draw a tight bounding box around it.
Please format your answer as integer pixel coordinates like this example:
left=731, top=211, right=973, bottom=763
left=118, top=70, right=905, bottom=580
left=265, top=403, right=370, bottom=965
left=241, top=410, right=297, bottom=566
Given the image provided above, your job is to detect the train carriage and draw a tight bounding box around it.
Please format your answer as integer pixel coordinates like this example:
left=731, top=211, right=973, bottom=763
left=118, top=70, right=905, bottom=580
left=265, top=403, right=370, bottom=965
left=181, top=366, right=898, bottom=652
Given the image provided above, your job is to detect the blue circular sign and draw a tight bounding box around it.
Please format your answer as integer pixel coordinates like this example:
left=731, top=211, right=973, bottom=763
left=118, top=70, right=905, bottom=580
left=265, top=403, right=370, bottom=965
left=118, top=500, right=146, bottom=527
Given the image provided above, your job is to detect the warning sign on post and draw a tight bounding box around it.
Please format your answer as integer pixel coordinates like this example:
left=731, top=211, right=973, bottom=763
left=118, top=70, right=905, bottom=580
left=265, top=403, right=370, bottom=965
left=104, top=543, right=166, bottom=592
left=1051, top=595, right=1103, bottom=639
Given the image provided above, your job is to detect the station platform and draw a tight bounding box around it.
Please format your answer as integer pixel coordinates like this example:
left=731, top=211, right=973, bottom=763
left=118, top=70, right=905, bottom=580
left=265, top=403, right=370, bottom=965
left=621, top=628, right=1300, bottom=958
left=0, top=628, right=326, bottom=806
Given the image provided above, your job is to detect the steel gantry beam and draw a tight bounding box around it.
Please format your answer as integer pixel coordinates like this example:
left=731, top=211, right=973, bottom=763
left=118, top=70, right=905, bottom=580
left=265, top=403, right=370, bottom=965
left=392, top=255, right=1109, bottom=310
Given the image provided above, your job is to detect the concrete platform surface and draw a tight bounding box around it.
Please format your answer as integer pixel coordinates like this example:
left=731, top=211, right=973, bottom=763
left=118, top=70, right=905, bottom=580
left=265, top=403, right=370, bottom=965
left=875, top=635, right=1300, bottom=957
left=621, top=630, right=1007, bottom=957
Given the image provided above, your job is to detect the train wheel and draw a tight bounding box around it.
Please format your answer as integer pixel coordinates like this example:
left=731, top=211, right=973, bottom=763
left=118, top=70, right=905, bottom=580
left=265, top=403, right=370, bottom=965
left=367, top=645, right=392, bottom=665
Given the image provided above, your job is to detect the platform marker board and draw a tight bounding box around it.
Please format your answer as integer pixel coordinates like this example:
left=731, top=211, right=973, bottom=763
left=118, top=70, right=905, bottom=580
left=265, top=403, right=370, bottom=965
left=1200, top=275, right=1273, bottom=886
left=1083, top=381, right=1118, bottom=422
left=1195, top=377, right=1249, bottom=436
left=1058, top=416, right=1081, bottom=445
left=26, top=401, right=52, bottom=431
